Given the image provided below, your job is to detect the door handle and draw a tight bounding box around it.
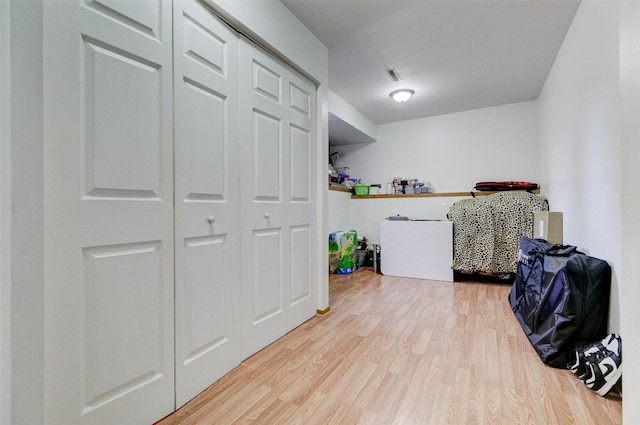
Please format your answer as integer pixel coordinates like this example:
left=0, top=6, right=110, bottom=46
left=207, top=215, right=216, bottom=224
left=264, top=212, right=271, bottom=219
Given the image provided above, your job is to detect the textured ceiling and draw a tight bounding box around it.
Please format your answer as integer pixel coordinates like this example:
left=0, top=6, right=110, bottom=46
left=282, top=0, right=580, bottom=124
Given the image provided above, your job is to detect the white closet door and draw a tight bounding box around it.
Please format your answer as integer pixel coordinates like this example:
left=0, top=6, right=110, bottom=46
left=285, top=68, right=317, bottom=330
left=173, top=1, right=241, bottom=408
left=239, top=40, right=288, bottom=358
left=43, top=1, right=174, bottom=424
left=239, top=40, right=317, bottom=358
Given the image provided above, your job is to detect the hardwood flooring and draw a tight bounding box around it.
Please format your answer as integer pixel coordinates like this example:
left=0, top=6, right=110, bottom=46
left=157, top=269, right=622, bottom=424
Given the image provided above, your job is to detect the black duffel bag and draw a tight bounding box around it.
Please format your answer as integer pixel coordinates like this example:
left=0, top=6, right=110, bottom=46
left=509, top=237, right=611, bottom=368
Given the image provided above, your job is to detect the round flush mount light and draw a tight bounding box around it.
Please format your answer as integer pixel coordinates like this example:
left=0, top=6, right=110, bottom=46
left=390, top=89, right=415, bottom=103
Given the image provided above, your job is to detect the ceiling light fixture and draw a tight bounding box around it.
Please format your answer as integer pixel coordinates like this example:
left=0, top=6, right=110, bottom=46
left=390, top=89, right=414, bottom=103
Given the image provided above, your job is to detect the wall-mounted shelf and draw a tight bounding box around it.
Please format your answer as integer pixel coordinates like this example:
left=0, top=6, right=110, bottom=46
left=329, top=186, right=353, bottom=193
left=330, top=185, right=541, bottom=198
left=351, top=189, right=540, bottom=199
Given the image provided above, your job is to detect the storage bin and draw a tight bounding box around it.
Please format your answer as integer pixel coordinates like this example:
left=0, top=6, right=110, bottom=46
left=329, top=230, right=359, bottom=274
left=353, top=185, right=369, bottom=196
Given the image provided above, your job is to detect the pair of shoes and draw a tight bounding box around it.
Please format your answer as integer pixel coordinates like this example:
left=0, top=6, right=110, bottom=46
left=566, top=334, right=618, bottom=378
left=567, top=334, right=622, bottom=396
left=582, top=334, right=622, bottom=396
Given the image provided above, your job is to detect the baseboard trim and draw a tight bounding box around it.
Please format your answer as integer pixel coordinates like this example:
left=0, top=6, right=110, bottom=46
left=316, top=306, right=331, bottom=315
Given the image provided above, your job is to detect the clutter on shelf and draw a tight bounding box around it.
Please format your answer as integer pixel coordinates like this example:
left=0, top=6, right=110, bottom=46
left=328, top=166, right=437, bottom=197
left=328, top=152, right=436, bottom=195
left=328, top=164, right=350, bottom=186
left=389, top=177, right=434, bottom=194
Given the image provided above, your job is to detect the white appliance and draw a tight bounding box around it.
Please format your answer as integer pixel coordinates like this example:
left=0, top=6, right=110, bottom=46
left=380, top=220, right=454, bottom=282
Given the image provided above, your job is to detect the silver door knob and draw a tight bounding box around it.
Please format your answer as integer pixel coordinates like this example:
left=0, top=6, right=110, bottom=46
left=207, top=215, right=216, bottom=224
left=264, top=212, right=271, bottom=219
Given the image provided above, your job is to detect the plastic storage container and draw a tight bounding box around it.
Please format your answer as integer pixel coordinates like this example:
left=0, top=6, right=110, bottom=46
left=353, top=185, right=370, bottom=196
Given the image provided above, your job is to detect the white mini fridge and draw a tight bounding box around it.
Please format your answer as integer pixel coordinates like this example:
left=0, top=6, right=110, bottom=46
left=380, top=220, right=454, bottom=282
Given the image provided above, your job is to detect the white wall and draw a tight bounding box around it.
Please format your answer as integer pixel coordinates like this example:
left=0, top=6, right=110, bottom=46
left=331, top=101, right=540, bottom=243
left=9, top=2, right=44, bottom=425
left=0, top=1, right=10, bottom=423
left=538, top=1, right=621, bottom=333
left=328, top=190, right=354, bottom=235
left=334, top=101, right=539, bottom=191
left=539, top=2, right=640, bottom=421
left=619, top=1, right=640, bottom=422
left=212, top=0, right=327, bottom=85
left=329, top=89, right=377, bottom=143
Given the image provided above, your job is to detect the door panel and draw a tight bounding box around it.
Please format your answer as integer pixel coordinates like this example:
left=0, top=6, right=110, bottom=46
left=285, top=69, right=316, bottom=329
left=182, top=236, right=228, bottom=363
left=240, top=40, right=287, bottom=358
left=289, top=125, right=311, bottom=201
left=253, top=111, right=282, bottom=200
left=81, top=242, right=165, bottom=415
left=253, top=60, right=282, bottom=102
left=173, top=1, right=241, bottom=408
left=83, top=38, right=163, bottom=199
left=252, top=229, right=283, bottom=323
left=240, top=40, right=317, bottom=358
left=181, top=79, right=227, bottom=199
left=44, top=1, right=174, bottom=424
left=83, top=0, right=162, bottom=38
left=290, top=225, right=312, bottom=304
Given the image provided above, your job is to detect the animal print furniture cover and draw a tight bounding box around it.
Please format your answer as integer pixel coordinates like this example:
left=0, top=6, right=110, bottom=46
left=447, top=192, right=549, bottom=275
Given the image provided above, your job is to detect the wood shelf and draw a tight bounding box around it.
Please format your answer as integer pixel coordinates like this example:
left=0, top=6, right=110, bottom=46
left=351, top=189, right=540, bottom=199
left=329, top=186, right=353, bottom=193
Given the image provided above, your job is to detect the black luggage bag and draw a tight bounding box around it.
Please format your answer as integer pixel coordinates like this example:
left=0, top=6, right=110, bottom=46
left=508, top=237, right=611, bottom=368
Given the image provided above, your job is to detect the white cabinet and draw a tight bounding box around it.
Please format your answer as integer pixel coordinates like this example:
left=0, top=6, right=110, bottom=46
left=380, top=220, right=454, bottom=282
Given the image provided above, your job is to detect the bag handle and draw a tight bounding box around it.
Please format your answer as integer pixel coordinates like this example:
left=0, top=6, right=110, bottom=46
left=544, top=244, right=578, bottom=256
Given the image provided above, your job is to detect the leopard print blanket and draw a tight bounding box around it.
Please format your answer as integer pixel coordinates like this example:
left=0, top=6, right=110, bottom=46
left=448, top=192, right=549, bottom=274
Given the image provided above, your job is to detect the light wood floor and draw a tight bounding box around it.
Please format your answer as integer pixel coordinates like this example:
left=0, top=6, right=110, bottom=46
left=157, top=269, right=622, bottom=425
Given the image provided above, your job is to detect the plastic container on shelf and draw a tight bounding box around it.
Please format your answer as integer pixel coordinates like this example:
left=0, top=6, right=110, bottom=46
left=353, top=184, right=370, bottom=196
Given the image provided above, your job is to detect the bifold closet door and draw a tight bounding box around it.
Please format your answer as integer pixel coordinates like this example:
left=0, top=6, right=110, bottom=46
left=173, top=1, right=241, bottom=408
left=239, top=39, right=317, bottom=359
left=239, top=41, right=287, bottom=358
left=43, top=1, right=175, bottom=424
left=284, top=68, right=317, bottom=332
